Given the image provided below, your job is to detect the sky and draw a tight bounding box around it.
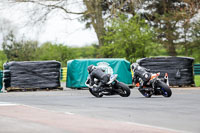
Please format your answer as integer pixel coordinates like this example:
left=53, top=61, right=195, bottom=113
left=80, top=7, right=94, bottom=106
left=0, top=1, right=98, bottom=47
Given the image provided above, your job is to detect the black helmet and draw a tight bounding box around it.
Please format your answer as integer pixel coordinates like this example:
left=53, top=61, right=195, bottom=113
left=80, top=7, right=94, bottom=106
left=87, top=65, right=96, bottom=73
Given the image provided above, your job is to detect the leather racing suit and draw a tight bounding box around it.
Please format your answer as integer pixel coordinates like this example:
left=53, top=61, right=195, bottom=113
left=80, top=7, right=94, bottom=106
left=88, top=66, right=110, bottom=92
left=132, top=63, right=151, bottom=89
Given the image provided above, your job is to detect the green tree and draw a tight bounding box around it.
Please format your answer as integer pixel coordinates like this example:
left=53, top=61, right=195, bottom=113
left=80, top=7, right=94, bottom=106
left=192, top=21, right=200, bottom=63
left=140, top=0, right=200, bottom=56
left=36, top=42, right=74, bottom=67
left=2, top=31, right=38, bottom=61
left=101, top=14, right=159, bottom=62
left=0, top=50, right=7, bottom=70
left=71, top=44, right=98, bottom=59
left=178, top=20, right=200, bottom=63
left=82, top=0, right=137, bottom=46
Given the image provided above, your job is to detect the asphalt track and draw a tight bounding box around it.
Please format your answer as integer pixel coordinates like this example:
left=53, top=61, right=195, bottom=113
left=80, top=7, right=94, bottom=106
left=0, top=86, right=200, bottom=133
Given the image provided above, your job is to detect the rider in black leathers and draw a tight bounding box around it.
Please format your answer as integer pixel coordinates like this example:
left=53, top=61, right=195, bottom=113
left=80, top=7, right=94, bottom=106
left=87, top=65, right=111, bottom=92
left=131, top=63, right=151, bottom=90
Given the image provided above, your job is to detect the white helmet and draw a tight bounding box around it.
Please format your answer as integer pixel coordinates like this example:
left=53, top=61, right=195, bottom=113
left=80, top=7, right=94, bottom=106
left=131, top=63, right=139, bottom=71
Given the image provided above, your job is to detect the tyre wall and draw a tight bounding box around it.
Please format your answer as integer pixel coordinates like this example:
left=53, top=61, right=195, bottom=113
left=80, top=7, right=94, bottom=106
left=3, top=61, right=61, bottom=89
left=137, top=57, right=195, bottom=86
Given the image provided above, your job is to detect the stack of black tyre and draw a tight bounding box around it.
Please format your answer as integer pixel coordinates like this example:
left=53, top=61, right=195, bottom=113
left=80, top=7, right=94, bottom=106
left=137, top=57, right=195, bottom=86
left=3, top=61, right=61, bottom=90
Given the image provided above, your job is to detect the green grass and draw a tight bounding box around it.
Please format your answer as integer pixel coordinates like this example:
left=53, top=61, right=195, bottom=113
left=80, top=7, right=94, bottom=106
left=195, top=75, right=200, bottom=87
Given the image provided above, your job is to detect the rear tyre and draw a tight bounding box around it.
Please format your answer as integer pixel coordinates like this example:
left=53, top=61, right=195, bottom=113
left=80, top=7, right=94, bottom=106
left=115, top=82, right=131, bottom=97
left=89, top=88, right=103, bottom=98
left=157, top=81, right=172, bottom=97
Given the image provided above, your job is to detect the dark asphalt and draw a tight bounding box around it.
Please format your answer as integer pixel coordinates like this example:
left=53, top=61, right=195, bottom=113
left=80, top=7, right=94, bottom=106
left=0, top=86, right=200, bottom=133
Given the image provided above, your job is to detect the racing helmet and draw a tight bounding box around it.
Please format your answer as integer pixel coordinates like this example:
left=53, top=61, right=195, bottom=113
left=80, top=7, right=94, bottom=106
left=87, top=65, right=96, bottom=73
left=131, top=63, right=139, bottom=71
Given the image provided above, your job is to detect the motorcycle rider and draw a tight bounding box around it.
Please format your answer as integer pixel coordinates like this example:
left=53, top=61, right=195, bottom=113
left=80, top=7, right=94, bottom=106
left=87, top=64, right=110, bottom=92
left=131, top=63, right=151, bottom=90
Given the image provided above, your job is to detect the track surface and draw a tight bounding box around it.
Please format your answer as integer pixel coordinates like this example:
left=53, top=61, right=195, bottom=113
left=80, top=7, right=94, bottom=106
left=0, top=86, right=200, bottom=133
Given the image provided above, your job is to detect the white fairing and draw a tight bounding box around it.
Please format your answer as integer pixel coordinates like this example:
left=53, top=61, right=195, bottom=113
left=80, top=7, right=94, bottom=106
left=107, top=74, right=118, bottom=84
left=85, top=79, right=91, bottom=88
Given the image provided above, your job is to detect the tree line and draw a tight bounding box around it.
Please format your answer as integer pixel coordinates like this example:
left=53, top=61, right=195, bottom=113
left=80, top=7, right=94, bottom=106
left=0, top=0, right=200, bottom=69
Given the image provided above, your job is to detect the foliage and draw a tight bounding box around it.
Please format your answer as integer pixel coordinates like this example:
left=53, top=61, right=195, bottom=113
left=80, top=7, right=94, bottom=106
left=36, top=42, right=75, bottom=67
left=140, top=0, right=200, bottom=56
left=101, top=14, right=160, bottom=62
left=71, top=44, right=98, bottom=59
left=0, top=51, right=7, bottom=70
left=1, top=31, right=77, bottom=67
left=176, top=20, right=200, bottom=63
left=195, top=75, right=200, bottom=87
left=2, top=31, right=38, bottom=61
left=1, top=31, right=98, bottom=67
left=190, top=21, right=200, bottom=63
left=82, top=0, right=137, bottom=46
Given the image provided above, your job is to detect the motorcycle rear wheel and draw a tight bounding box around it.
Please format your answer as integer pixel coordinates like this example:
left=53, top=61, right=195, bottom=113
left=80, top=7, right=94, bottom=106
left=89, top=88, right=103, bottom=98
left=157, top=81, right=172, bottom=97
left=115, top=82, right=131, bottom=97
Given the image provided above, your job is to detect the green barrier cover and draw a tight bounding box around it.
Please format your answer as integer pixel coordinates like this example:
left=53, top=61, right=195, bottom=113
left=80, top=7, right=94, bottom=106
left=194, top=64, right=200, bottom=75
left=66, top=58, right=132, bottom=88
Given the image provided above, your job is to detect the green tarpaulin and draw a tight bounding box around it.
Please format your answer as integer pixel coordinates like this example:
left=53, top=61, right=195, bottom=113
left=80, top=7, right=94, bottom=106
left=66, top=58, right=132, bottom=88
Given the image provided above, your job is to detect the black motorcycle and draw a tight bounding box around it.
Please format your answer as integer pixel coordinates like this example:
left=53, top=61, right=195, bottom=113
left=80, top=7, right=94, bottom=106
left=133, top=71, right=172, bottom=98
left=85, top=74, right=131, bottom=98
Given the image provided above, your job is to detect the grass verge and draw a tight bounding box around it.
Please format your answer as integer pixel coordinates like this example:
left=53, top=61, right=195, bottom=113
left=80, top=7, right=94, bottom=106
left=195, top=75, right=200, bottom=87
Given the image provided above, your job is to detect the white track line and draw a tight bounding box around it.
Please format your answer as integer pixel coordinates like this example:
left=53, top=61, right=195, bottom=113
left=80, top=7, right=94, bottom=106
left=126, top=122, right=190, bottom=133
left=0, top=102, right=19, bottom=106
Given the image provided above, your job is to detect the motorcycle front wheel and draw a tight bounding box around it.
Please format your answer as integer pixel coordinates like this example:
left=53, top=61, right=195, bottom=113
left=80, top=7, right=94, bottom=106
left=88, top=88, right=103, bottom=98
left=138, top=89, right=152, bottom=98
left=157, top=81, right=172, bottom=97
left=115, top=82, right=131, bottom=97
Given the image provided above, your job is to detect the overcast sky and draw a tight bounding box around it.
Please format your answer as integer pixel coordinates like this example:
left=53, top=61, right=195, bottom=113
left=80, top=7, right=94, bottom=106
left=0, top=1, right=98, bottom=47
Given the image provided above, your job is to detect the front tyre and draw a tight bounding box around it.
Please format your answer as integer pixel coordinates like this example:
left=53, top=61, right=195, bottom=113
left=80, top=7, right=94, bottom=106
left=89, top=88, right=103, bottom=98
left=138, top=89, right=152, bottom=98
left=157, top=81, right=172, bottom=97
left=115, top=82, right=131, bottom=97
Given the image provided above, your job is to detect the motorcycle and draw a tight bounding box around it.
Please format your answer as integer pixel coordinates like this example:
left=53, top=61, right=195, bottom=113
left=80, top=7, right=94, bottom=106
left=85, top=74, right=131, bottom=98
left=133, top=70, right=172, bottom=98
